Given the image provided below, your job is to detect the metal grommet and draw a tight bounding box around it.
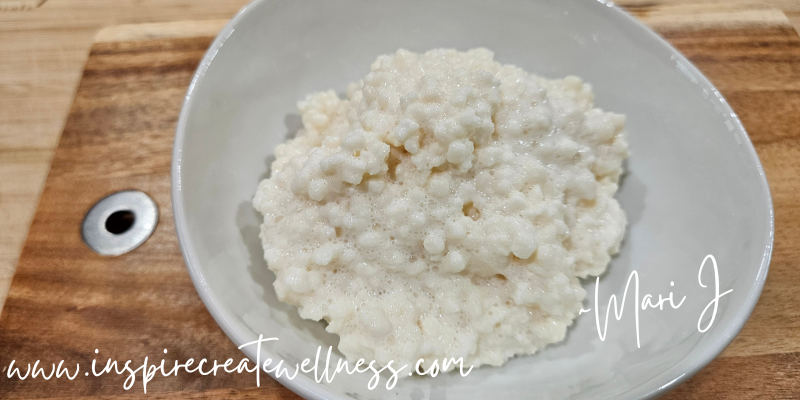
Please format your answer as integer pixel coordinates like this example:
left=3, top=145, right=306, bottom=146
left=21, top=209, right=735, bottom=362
left=81, top=190, right=159, bottom=256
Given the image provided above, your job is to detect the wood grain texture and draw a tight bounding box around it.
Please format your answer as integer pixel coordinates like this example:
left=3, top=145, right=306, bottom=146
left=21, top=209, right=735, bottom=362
left=629, top=2, right=790, bottom=32
left=0, top=35, right=269, bottom=399
left=0, top=0, right=250, bottom=317
left=1, top=5, right=800, bottom=400
left=2, top=0, right=800, bottom=333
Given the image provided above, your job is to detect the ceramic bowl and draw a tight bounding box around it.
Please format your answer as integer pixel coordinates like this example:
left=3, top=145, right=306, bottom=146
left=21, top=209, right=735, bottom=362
left=172, top=0, right=773, bottom=398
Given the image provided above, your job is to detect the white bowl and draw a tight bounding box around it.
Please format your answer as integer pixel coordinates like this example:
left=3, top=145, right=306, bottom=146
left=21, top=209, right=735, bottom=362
left=172, top=0, right=773, bottom=398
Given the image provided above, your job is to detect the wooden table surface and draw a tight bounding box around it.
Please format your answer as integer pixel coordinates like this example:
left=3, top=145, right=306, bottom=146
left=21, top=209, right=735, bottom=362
left=0, top=1, right=799, bottom=399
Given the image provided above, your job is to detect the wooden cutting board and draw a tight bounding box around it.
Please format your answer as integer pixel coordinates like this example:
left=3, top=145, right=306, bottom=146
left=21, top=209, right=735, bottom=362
left=1, top=3, right=799, bottom=399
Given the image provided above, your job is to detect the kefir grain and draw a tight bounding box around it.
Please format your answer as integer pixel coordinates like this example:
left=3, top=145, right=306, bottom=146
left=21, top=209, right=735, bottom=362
left=254, top=48, right=628, bottom=370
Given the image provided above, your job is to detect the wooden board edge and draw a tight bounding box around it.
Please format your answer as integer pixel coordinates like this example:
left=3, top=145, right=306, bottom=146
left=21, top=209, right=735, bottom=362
left=94, top=19, right=230, bottom=43
left=88, top=3, right=793, bottom=45
left=627, top=2, right=792, bottom=33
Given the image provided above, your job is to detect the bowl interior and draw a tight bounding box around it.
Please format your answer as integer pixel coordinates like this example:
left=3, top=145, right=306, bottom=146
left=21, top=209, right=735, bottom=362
left=173, top=0, right=773, bottom=398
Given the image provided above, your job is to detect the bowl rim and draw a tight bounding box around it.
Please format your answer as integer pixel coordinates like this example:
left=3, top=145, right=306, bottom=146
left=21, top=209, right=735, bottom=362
left=171, top=0, right=774, bottom=398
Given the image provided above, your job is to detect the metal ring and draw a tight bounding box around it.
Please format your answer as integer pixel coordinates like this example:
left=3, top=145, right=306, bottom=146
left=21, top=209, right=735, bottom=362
left=81, top=190, right=159, bottom=256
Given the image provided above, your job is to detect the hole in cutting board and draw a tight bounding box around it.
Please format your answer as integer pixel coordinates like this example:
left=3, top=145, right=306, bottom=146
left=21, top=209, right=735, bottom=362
left=81, top=190, right=159, bottom=256
left=105, top=210, right=136, bottom=234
